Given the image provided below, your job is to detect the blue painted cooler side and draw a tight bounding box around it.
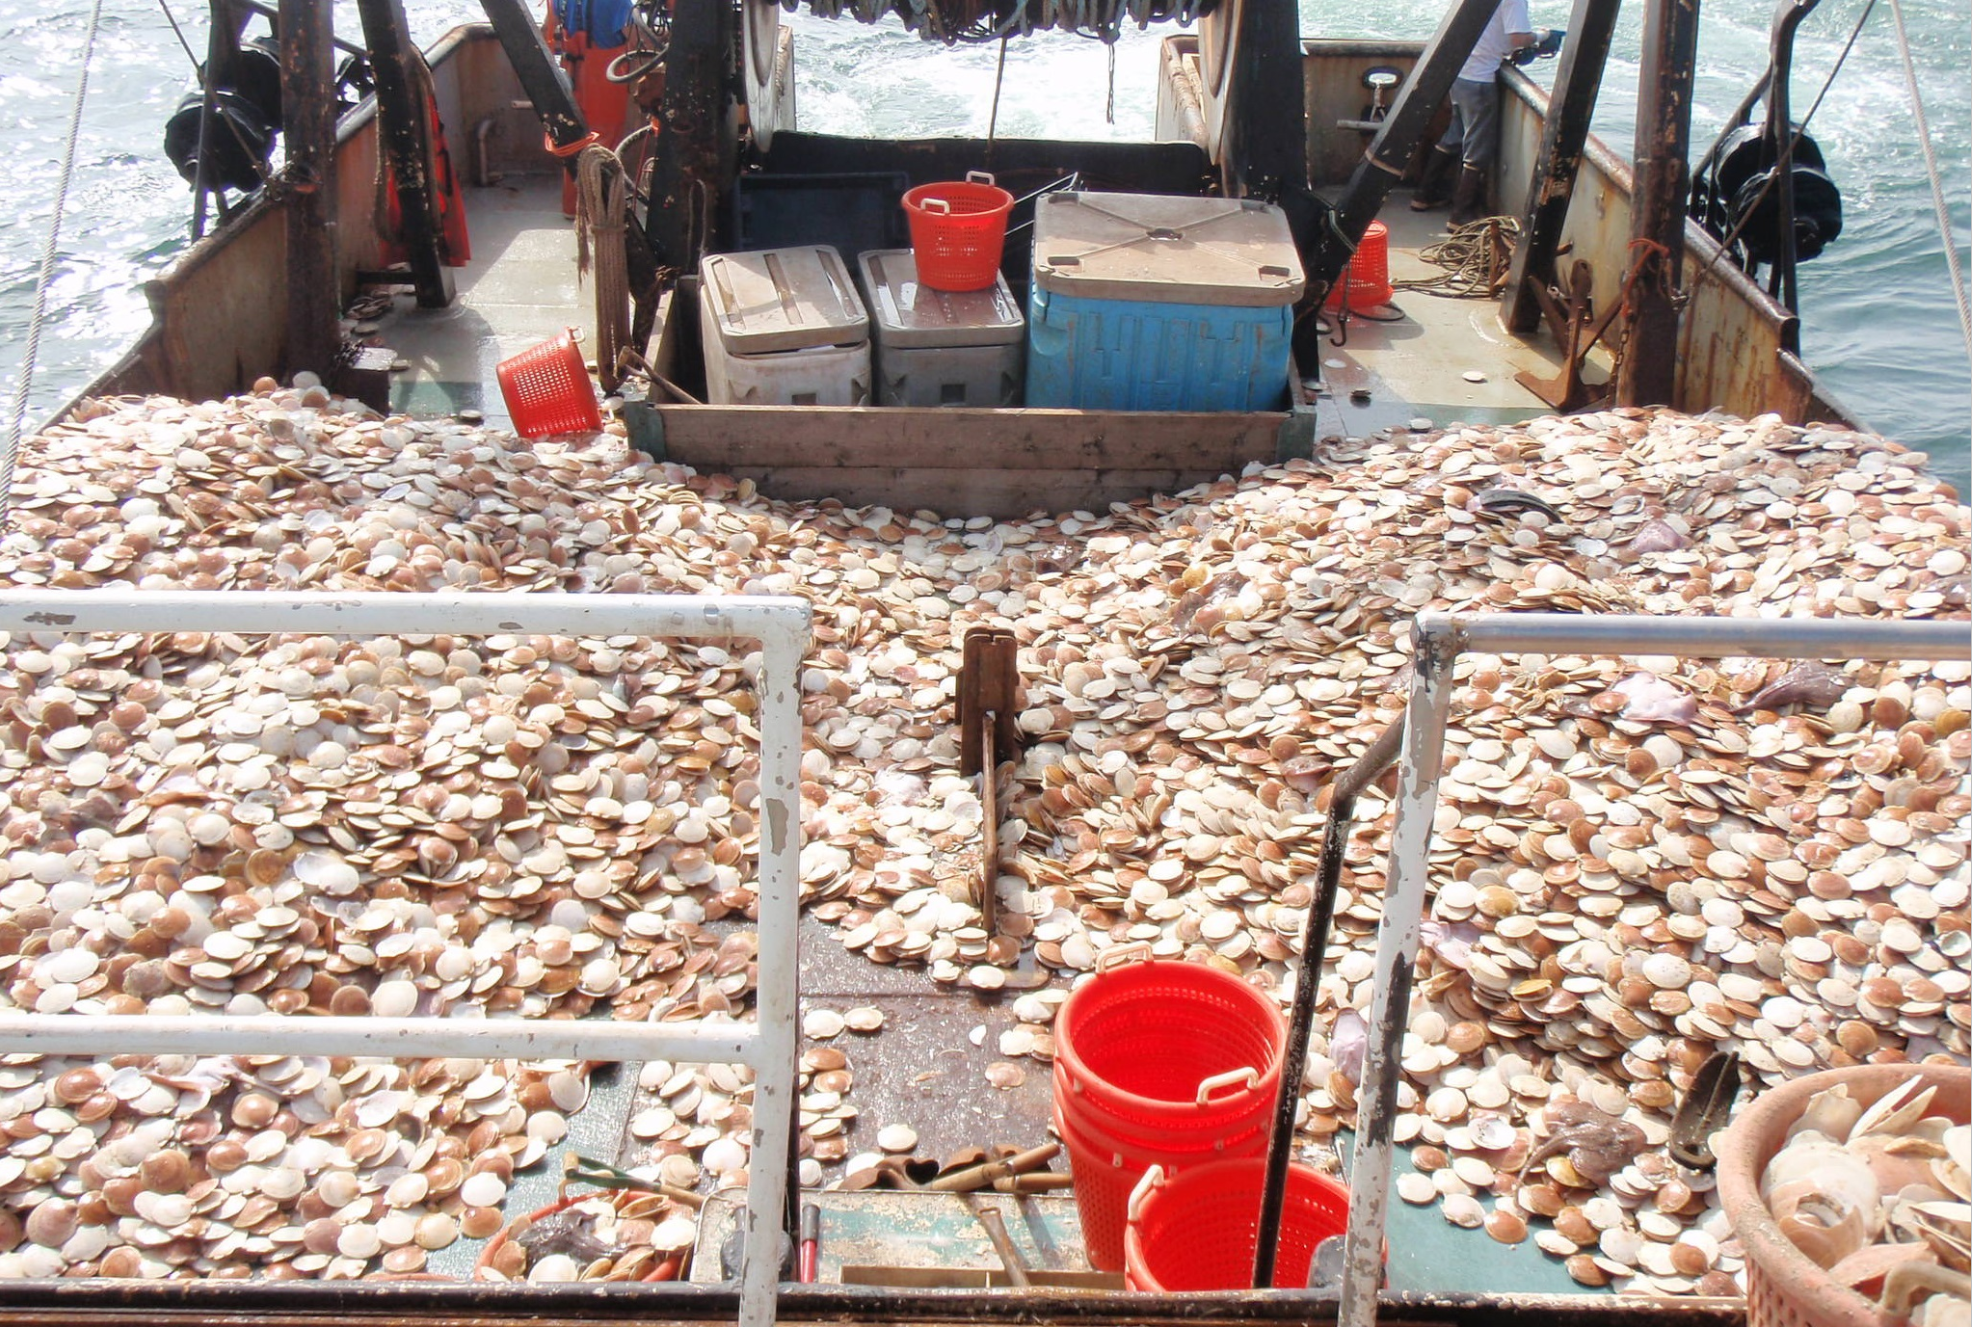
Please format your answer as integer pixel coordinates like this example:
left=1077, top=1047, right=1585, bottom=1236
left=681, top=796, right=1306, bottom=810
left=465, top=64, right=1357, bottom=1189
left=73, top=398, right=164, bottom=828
left=1025, top=286, right=1294, bottom=412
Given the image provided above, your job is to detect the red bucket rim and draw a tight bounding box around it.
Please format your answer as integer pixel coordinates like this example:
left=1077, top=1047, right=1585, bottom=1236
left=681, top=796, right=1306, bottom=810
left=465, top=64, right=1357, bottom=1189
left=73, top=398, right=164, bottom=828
left=902, top=179, right=1014, bottom=217
left=1053, top=959, right=1285, bottom=1120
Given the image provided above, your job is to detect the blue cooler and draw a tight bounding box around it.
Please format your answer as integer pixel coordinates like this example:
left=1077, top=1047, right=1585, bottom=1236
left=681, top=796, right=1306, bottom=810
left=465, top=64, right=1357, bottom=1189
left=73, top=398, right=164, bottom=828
left=1025, top=193, right=1305, bottom=412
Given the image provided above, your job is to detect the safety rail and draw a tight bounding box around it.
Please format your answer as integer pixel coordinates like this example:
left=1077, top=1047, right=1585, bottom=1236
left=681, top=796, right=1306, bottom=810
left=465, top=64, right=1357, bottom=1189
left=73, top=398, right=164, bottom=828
left=0, top=589, right=812, bottom=1327
left=1335, top=612, right=1972, bottom=1327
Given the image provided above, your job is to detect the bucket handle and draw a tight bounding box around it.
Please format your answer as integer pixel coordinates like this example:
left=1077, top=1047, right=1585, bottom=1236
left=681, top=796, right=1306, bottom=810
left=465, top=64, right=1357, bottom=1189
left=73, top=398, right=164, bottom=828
left=920, top=197, right=952, bottom=216
left=1094, top=942, right=1152, bottom=973
left=966, top=170, right=997, bottom=187
left=1195, top=1067, right=1259, bottom=1105
left=1125, top=1163, right=1165, bottom=1226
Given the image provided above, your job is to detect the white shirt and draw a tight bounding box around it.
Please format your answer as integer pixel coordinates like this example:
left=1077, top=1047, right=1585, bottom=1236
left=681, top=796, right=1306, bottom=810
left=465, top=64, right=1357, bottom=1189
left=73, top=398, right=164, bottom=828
left=1458, top=0, right=1533, bottom=82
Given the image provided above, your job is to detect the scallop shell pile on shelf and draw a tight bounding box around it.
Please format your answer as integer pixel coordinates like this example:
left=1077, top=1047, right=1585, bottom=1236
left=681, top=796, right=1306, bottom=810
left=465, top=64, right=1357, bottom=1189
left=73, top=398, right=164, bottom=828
left=0, top=384, right=1965, bottom=1290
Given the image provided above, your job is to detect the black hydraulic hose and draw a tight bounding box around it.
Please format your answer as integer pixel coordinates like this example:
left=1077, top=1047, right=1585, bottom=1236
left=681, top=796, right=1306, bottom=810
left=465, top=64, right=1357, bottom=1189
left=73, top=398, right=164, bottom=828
left=1250, top=719, right=1404, bottom=1289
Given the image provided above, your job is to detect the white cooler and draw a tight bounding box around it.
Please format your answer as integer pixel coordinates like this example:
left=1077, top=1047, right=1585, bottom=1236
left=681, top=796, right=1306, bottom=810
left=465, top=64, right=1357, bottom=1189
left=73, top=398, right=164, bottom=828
left=858, top=249, right=1024, bottom=408
left=698, top=246, right=871, bottom=406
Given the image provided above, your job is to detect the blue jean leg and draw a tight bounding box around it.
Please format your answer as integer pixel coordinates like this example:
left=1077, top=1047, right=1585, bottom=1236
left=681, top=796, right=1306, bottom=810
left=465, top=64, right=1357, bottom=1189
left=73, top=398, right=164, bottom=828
left=1437, top=77, right=1502, bottom=170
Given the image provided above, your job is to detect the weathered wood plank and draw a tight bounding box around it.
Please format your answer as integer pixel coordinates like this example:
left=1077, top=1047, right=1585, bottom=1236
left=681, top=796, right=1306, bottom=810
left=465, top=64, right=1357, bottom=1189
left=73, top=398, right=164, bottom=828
left=654, top=405, right=1284, bottom=473
left=718, top=466, right=1238, bottom=519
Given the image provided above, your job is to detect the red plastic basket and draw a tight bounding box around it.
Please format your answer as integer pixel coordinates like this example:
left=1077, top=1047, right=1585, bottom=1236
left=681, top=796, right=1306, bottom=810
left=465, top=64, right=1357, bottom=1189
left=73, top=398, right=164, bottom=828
left=1053, top=958, right=1285, bottom=1139
left=1323, top=220, right=1394, bottom=312
left=902, top=171, right=1014, bottom=292
left=1057, top=1096, right=1269, bottom=1273
left=1124, top=1158, right=1351, bottom=1292
left=496, top=328, right=602, bottom=438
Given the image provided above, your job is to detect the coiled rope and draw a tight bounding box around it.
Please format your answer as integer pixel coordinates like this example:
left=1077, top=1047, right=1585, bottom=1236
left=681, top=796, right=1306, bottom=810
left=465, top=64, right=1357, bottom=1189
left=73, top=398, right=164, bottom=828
left=2, top=0, right=107, bottom=510
left=1885, top=0, right=1972, bottom=382
left=576, top=144, right=633, bottom=393
left=1392, top=216, right=1523, bottom=298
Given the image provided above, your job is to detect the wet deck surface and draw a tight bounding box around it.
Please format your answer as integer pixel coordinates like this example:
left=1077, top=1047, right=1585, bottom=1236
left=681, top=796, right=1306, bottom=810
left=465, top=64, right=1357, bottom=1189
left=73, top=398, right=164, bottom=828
left=381, top=174, right=578, bottom=429
left=1306, top=203, right=1602, bottom=442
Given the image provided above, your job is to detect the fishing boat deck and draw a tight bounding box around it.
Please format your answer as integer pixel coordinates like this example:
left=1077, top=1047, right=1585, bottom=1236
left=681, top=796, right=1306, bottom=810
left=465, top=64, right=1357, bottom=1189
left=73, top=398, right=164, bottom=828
left=373, top=175, right=1593, bottom=454
left=1307, top=205, right=1602, bottom=442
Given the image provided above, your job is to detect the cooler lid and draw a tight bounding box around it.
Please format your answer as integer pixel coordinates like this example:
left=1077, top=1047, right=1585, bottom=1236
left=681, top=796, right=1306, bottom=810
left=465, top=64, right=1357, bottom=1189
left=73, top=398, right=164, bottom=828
left=1031, top=193, right=1306, bottom=307
left=857, top=250, right=1025, bottom=349
left=699, top=245, right=869, bottom=355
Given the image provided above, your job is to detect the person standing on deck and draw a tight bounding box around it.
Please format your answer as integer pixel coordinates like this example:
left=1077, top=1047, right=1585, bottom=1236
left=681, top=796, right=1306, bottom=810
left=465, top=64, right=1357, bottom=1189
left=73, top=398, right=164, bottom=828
left=1411, top=0, right=1546, bottom=226
left=543, top=0, right=639, bottom=215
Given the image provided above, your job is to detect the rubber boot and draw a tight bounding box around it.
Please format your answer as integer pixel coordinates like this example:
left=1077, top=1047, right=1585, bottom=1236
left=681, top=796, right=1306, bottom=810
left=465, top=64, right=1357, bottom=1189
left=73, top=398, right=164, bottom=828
left=1448, top=165, right=1489, bottom=227
left=1409, top=146, right=1458, bottom=211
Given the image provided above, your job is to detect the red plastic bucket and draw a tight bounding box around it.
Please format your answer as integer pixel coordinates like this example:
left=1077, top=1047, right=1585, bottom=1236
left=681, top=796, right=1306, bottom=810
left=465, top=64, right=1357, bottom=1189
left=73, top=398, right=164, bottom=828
left=1323, top=220, right=1394, bottom=312
left=1124, top=1158, right=1352, bottom=1292
left=902, top=171, right=1014, bottom=292
left=496, top=328, right=603, bottom=437
left=1051, top=956, right=1285, bottom=1272
left=1056, top=1096, right=1270, bottom=1273
left=1053, top=958, right=1284, bottom=1140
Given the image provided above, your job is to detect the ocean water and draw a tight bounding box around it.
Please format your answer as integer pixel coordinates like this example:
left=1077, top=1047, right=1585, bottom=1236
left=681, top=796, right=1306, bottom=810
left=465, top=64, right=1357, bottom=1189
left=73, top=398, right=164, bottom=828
left=1, top=0, right=1966, bottom=488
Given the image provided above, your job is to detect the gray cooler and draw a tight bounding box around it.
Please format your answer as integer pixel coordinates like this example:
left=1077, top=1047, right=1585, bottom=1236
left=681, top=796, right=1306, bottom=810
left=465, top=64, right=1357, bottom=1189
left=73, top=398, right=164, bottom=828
left=857, top=249, right=1024, bottom=408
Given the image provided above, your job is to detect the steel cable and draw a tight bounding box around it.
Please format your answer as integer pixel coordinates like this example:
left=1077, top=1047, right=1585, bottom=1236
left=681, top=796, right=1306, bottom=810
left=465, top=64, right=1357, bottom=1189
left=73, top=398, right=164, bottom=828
left=1886, top=0, right=1972, bottom=384
left=2, top=0, right=107, bottom=511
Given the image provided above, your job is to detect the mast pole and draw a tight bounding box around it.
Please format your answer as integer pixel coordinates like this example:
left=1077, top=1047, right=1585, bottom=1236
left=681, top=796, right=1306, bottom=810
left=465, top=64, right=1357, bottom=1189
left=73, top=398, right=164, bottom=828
left=1500, top=0, right=1622, bottom=332
left=1615, top=0, right=1700, bottom=406
left=279, top=0, right=341, bottom=379
left=355, top=0, right=454, bottom=308
left=1221, top=0, right=1307, bottom=201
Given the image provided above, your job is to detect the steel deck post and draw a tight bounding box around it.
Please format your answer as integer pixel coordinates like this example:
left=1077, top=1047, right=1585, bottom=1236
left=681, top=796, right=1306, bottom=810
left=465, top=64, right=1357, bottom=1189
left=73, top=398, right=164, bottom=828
left=1615, top=0, right=1700, bottom=405
left=279, top=0, right=341, bottom=378
left=1221, top=0, right=1308, bottom=201
left=1334, top=618, right=1457, bottom=1327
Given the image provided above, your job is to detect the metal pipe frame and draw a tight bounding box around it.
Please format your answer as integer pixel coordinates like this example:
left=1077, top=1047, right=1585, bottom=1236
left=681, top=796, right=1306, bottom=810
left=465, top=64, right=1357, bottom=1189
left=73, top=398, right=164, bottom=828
left=1336, top=611, right=1970, bottom=1327
left=1252, top=718, right=1403, bottom=1288
left=0, top=589, right=812, bottom=1327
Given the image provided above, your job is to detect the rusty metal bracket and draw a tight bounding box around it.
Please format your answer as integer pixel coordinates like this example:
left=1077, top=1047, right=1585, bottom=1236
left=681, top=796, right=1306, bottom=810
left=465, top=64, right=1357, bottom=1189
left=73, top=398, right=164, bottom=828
left=1515, top=258, right=1617, bottom=413
left=958, top=627, right=1020, bottom=934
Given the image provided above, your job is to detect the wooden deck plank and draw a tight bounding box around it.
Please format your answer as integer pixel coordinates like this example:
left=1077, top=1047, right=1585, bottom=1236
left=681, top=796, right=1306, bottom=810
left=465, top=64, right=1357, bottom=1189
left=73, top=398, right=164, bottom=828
left=716, top=465, right=1237, bottom=518
left=654, top=405, right=1285, bottom=473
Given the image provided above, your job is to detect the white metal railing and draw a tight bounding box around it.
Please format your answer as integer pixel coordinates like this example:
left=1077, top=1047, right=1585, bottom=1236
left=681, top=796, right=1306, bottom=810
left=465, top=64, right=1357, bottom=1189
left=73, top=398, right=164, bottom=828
left=1336, top=612, right=1972, bottom=1326
left=0, top=590, right=811, bottom=1327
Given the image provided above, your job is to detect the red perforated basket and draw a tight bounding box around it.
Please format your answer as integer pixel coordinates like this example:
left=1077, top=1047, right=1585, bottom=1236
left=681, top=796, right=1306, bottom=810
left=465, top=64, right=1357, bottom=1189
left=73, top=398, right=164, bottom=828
left=902, top=172, right=1014, bottom=292
left=1323, top=220, right=1393, bottom=312
left=1050, top=956, right=1284, bottom=1273
left=1054, top=958, right=1284, bottom=1138
left=497, top=328, right=602, bottom=438
left=1124, top=1158, right=1352, bottom=1292
left=1056, top=1096, right=1269, bottom=1273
